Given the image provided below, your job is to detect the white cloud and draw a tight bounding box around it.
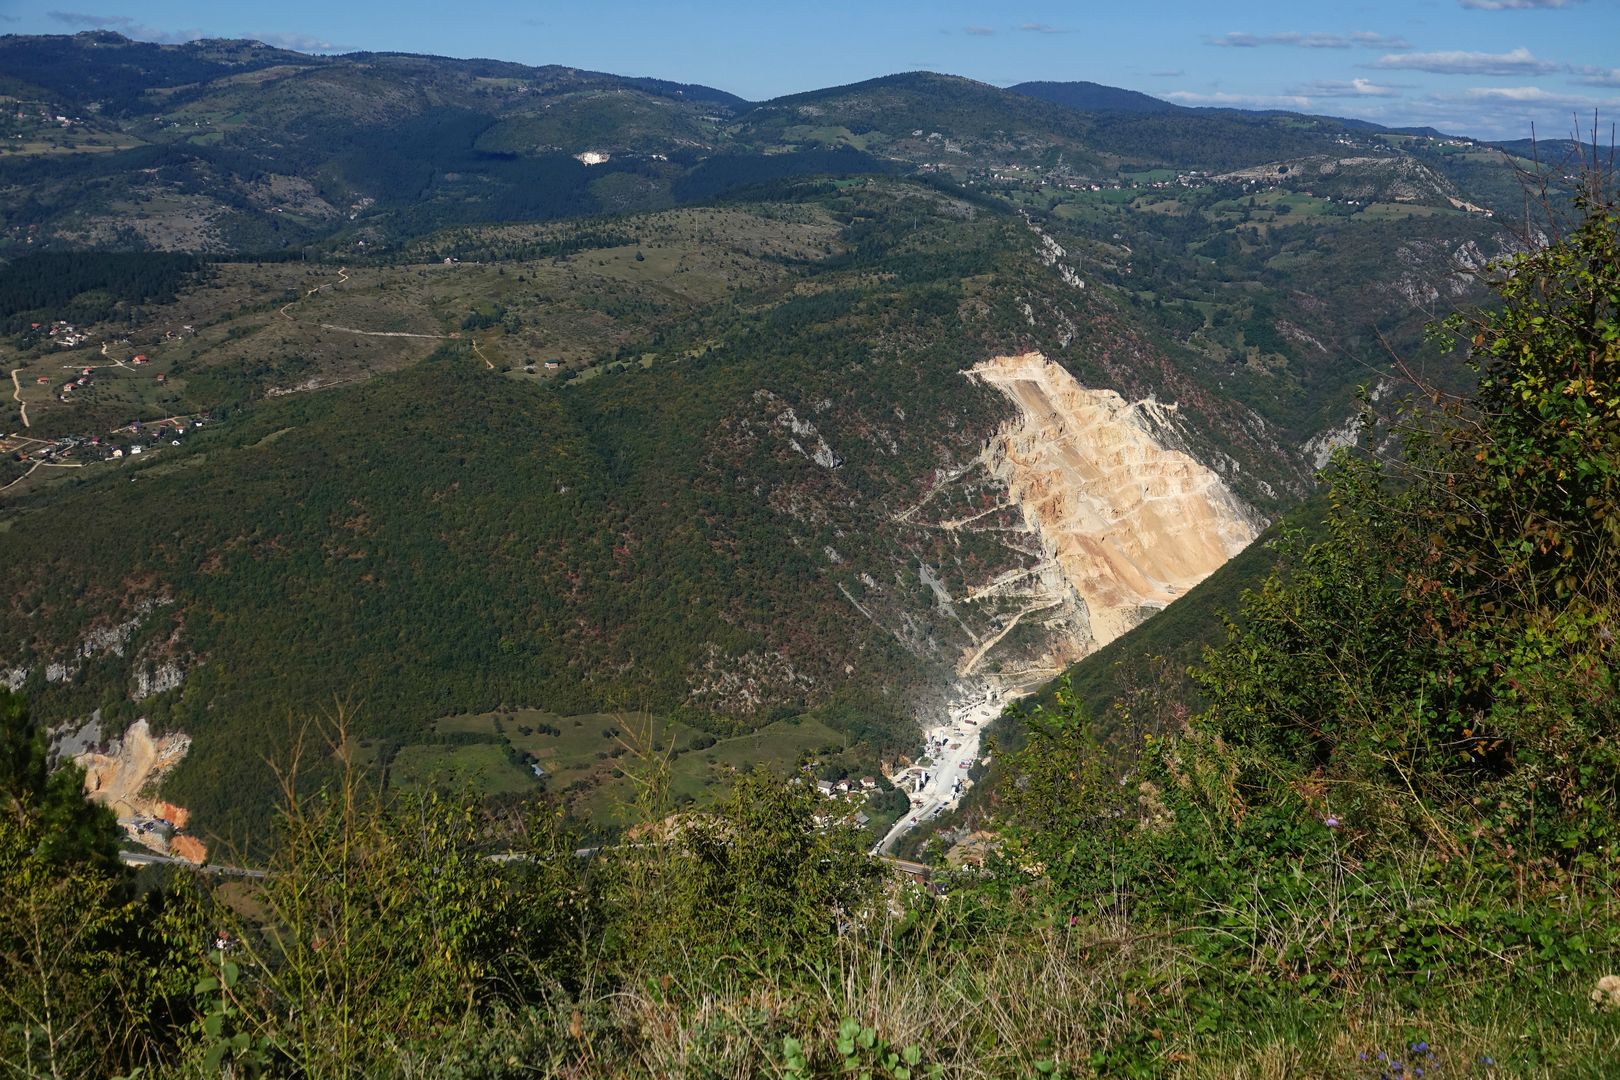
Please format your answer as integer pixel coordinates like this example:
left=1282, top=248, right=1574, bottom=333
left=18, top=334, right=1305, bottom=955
left=1370, top=46, right=1561, bottom=75
left=963, top=26, right=995, bottom=37
left=247, top=32, right=346, bottom=53
left=1294, top=78, right=1404, bottom=98
left=1573, top=66, right=1620, bottom=88
left=49, top=10, right=133, bottom=28
left=1016, top=23, right=1071, bottom=34
left=1464, top=85, right=1611, bottom=107
left=1208, top=30, right=1410, bottom=49
left=1460, top=0, right=1581, bottom=9
left=1386, top=83, right=1618, bottom=140
left=1164, top=90, right=1315, bottom=109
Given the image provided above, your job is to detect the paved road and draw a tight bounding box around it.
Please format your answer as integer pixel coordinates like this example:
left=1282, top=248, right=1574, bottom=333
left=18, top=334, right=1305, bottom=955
left=872, top=690, right=1016, bottom=855
left=119, top=849, right=267, bottom=878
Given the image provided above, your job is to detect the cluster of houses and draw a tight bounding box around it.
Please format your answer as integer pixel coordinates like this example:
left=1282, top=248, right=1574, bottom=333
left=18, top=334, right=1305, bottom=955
left=801, top=771, right=881, bottom=831
left=814, top=774, right=879, bottom=798
left=22, top=330, right=172, bottom=404
left=8, top=416, right=210, bottom=468
left=7, top=101, right=82, bottom=128
left=33, top=320, right=90, bottom=348
left=102, top=416, right=203, bottom=459
left=58, top=366, right=95, bottom=400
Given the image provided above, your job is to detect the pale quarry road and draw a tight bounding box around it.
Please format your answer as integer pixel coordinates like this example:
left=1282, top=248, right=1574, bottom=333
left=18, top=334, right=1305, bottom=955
left=873, top=689, right=1018, bottom=855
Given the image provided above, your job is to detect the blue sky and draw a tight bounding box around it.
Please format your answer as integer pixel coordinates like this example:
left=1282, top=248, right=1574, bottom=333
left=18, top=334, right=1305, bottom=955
left=2, top=0, right=1616, bottom=139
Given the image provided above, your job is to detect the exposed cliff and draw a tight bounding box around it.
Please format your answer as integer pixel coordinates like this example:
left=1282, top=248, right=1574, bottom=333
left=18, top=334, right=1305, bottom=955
left=966, top=352, right=1261, bottom=655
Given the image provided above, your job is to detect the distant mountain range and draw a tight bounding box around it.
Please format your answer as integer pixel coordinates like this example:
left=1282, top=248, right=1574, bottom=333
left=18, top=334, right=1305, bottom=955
left=0, top=31, right=1553, bottom=257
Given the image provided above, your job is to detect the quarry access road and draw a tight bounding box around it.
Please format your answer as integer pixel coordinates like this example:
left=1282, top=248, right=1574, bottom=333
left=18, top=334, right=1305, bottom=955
left=873, top=690, right=1013, bottom=856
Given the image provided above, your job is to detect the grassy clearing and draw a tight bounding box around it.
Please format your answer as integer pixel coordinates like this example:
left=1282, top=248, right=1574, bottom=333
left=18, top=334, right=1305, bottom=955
left=388, top=906, right=1620, bottom=1080
left=423, top=709, right=698, bottom=821
left=414, top=709, right=848, bottom=823
left=582, top=915, right=1620, bottom=1078
left=663, top=716, right=845, bottom=807
left=388, top=742, right=537, bottom=797
left=1358, top=202, right=1455, bottom=221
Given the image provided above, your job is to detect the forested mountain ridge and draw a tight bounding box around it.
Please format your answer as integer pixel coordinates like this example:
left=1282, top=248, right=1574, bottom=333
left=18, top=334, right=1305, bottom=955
left=1007, top=80, right=1177, bottom=115
left=2, top=33, right=1544, bottom=254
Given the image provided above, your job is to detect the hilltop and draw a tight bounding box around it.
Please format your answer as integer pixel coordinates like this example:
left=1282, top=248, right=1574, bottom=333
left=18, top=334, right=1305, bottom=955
left=1, top=34, right=1539, bottom=254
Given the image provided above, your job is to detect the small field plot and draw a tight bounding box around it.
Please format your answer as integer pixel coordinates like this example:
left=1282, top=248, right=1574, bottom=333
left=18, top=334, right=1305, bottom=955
left=419, top=707, right=844, bottom=824
left=423, top=708, right=701, bottom=819
left=664, top=716, right=845, bottom=807
left=1357, top=202, right=1455, bottom=222
left=389, top=742, right=537, bottom=797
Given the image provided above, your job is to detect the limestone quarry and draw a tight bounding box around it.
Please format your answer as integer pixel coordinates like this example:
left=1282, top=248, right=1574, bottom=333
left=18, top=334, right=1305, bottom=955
left=878, top=353, right=1263, bottom=845
left=76, top=718, right=206, bottom=864
left=965, top=352, right=1260, bottom=657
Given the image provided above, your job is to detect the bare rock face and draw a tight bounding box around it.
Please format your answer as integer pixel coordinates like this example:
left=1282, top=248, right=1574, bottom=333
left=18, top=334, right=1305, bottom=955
left=966, top=352, right=1260, bottom=654
left=77, top=718, right=206, bottom=863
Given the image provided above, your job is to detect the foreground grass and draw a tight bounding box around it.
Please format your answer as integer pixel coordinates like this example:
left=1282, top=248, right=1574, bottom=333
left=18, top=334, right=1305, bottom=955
left=374, top=903, right=1620, bottom=1078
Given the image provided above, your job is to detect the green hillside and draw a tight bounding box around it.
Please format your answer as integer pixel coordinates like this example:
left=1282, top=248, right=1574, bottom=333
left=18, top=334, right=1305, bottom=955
left=2, top=186, right=1617, bottom=1074
left=0, top=35, right=1545, bottom=849
left=0, top=182, right=1097, bottom=839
